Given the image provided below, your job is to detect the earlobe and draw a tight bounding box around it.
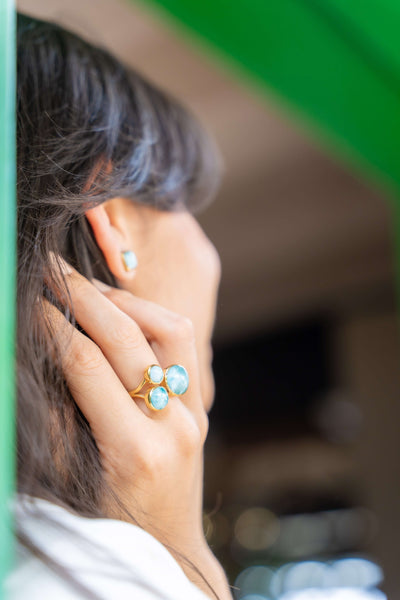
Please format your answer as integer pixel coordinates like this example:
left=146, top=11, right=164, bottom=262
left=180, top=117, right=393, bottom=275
left=85, top=204, right=137, bottom=280
left=121, top=250, right=138, bottom=272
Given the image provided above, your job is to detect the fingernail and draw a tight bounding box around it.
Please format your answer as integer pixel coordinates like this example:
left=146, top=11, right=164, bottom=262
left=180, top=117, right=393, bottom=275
left=92, top=278, right=112, bottom=292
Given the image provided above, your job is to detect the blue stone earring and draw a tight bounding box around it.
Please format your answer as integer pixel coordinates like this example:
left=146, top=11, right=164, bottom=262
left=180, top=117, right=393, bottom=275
left=121, top=250, right=138, bottom=272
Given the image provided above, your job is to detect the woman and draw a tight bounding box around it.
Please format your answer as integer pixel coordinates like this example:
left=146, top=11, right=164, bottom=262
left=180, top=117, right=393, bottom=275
left=8, top=13, right=232, bottom=600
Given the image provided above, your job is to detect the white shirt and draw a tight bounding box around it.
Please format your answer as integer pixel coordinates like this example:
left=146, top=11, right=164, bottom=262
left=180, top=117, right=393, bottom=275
left=6, top=497, right=211, bottom=600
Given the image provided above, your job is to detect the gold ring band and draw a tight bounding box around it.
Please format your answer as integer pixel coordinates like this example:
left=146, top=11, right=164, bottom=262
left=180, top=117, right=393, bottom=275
left=128, top=364, right=189, bottom=411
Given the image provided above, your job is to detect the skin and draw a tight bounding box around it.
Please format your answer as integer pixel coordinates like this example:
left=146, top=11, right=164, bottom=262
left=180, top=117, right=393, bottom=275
left=53, top=199, right=230, bottom=599
left=85, top=199, right=221, bottom=412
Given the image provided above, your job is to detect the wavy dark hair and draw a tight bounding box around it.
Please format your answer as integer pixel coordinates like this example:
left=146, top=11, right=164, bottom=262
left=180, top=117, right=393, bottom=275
left=16, top=12, right=220, bottom=598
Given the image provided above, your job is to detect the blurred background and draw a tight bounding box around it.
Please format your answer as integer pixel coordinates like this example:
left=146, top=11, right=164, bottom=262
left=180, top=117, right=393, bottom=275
left=17, top=1, right=400, bottom=598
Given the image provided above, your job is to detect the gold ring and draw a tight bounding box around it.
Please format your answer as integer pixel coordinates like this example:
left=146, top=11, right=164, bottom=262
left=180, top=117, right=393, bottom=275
left=129, top=364, right=168, bottom=411
left=128, top=364, right=189, bottom=411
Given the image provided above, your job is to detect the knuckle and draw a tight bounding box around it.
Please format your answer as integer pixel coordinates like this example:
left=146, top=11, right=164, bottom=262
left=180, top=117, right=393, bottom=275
left=109, top=318, right=142, bottom=351
left=178, top=417, right=202, bottom=455
left=105, top=287, right=131, bottom=307
left=68, top=338, right=104, bottom=373
left=198, top=412, right=209, bottom=444
left=159, top=312, right=195, bottom=343
left=104, top=287, right=123, bottom=304
left=132, top=447, right=155, bottom=475
left=136, top=445, right=165, bottom=478
left=171, top=315, right=195, bottom=342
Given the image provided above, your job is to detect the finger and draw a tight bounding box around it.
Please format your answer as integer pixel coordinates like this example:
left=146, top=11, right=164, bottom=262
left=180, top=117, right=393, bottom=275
left=52, top=264, right=165, bottom=408
left=43, top=301, right=150, bottom=447
left=92, top=281, right=203, bottom=415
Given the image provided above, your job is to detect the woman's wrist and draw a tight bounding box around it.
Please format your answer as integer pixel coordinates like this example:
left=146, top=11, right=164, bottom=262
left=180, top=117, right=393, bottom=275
left=174, top=540, right=232, bottom=600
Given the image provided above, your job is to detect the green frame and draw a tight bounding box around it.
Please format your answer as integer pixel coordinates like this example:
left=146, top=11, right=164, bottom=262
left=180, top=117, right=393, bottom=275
left=0, top=0, right=16, bottom=595
left=2, top=0, right=400, bottom=593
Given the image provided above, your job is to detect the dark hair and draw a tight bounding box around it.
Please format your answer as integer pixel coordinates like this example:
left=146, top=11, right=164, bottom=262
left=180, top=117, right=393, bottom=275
left=16, top=11, right=220, bottom=597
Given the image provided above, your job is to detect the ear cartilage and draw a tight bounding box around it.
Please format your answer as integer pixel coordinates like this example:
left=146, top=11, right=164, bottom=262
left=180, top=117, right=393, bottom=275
left=121, top=250, right=138, bottom=272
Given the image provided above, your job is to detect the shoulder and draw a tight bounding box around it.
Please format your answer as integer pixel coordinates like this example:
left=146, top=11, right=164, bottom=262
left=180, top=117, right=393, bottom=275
left=6, top=497, right=209, bottom=600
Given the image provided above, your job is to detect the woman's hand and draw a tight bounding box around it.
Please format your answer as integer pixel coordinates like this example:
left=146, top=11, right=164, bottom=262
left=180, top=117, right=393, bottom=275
left=48, top=264, right=231, bottom=599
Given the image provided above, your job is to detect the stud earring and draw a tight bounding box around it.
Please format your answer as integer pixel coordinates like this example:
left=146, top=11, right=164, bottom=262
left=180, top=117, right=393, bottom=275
left=121, top=250, right=138, bottom=272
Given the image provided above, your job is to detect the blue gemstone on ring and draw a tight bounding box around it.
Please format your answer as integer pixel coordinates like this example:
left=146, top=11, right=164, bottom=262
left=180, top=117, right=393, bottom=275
left=148, top=365, right=164, bottom=385
left=148, top=386, right=169, bottom=410
left=165, top=365, right=189, bottom=395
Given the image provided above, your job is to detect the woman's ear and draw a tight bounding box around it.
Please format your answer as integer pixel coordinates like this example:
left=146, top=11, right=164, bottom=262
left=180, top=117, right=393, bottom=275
left=85, top=202, right=137, bottom=280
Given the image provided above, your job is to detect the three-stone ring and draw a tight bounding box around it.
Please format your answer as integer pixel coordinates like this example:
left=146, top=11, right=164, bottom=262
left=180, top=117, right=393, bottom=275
left=128, top=364, right=189, bottom=411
